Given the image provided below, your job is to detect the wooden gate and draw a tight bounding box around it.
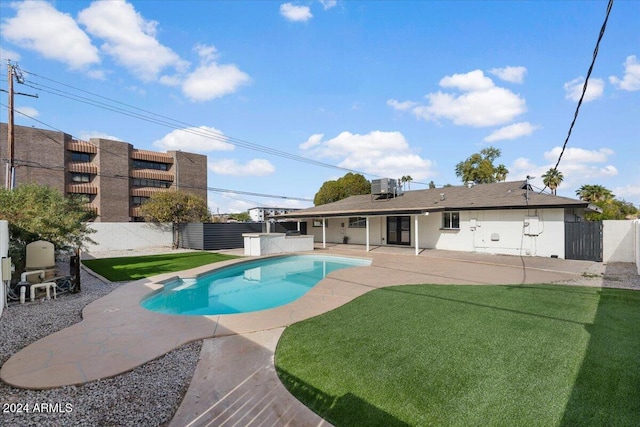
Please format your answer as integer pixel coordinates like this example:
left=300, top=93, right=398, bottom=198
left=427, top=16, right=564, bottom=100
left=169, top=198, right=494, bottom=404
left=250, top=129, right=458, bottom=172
left=565, top=221, right=603, bottom=262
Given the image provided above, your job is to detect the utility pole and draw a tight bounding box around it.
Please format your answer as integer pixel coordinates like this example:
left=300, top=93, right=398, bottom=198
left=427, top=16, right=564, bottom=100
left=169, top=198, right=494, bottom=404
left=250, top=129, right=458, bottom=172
left=5, top=62, right=14, bottom=190
left=4, top=60, right=37, bottom=190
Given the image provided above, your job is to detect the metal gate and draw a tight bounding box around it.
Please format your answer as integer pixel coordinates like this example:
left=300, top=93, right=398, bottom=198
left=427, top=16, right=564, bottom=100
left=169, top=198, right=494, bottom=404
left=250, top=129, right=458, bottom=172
left=565, top=221, right=603, bottom=262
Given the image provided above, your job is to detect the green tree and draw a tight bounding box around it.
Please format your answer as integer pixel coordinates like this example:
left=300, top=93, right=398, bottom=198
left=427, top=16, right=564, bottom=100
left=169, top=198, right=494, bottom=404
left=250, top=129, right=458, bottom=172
left=0, top=184, right=96, bottom=279
left=400, top=175, right=414, bottom=190
left=575, top=184, right=614, bottom=203
left=455, top=146, right=508, bottom=184
left=140, top=191, right=210, bottom=247
left=495, top=164, right=509, bottom=182
left=541, top=168, right=564, bottom=195
left=314, top=173, right=371, bottom=206
left=228, top=212, right=251, bottom=222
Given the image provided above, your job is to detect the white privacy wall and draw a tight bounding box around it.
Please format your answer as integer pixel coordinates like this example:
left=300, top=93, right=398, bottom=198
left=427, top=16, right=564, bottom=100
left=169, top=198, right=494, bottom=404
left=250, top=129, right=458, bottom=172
left=84, top=222, right=173, bottom=252
left=603, top=220, right=636, bottom=263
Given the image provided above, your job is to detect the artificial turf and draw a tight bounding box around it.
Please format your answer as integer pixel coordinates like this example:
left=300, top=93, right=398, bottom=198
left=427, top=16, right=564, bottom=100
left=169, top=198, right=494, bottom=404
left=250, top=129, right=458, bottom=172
left=82, top=252, right=238, bottom=281
left=275, top=284, right=640, bottom=427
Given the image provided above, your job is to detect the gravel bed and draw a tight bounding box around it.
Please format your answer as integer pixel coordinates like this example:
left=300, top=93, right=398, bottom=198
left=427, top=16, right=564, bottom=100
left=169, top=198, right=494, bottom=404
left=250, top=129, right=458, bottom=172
left=0, top=263, right=201, bottom=427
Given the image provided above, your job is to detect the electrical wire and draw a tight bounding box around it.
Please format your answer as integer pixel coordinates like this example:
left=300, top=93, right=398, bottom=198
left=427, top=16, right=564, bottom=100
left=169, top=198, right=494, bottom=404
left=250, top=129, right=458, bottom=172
left=1, top=103, right=313, bottom=202
left=542, top=0, right=614, bottom=193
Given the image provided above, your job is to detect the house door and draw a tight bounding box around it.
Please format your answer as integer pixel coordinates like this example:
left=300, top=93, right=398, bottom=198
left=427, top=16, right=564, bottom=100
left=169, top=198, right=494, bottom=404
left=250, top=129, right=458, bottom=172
left=387, top=216, right=411, bottom=245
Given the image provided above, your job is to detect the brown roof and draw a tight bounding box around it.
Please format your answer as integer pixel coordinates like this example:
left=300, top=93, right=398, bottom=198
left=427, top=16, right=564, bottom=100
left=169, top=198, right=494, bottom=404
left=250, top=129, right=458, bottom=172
left=277, top=181, right=595, bottom=219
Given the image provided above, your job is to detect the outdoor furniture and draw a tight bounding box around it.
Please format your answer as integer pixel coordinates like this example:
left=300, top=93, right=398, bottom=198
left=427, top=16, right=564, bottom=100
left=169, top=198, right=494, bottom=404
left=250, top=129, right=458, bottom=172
left=30, top=282, right=56, bottom=302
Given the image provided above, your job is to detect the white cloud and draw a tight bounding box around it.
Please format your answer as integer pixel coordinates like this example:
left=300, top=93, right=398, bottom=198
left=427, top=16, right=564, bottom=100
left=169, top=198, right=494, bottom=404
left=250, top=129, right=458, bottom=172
left=489, top=66, right=527, bottom=84
left=387, top=99, right=418, bottom=111
left=391, top=70, right=526, bottom=127
left=609, top=55, right=640, bottom=91
left=79, top=131, right=123, bottom=141
left=543, top=147, right=614, bottom=164
left=510, top=146, right=619, bottom=196
left=78, top=0, right=186, bottom=81
left=319, top=0, right=338, bottom=10
left=208, top=159, right=275, bottom=176
left=300, top=133, right=324, bottom=150
left=613, top=184, right=640, bottom=201
left=280, top=3, right=313, bottom=22
left=300, top=130, right=434, bottom=180
left=15, top=106, right=39, bottom=118
left=0, top=47, right=21, bottom=62
left=182, top=61, right=251, bottom=102
left=1, top=1, right=99, bottom=69
left=484, top=122, right=539, bottom=142
left=153, top=126, right=235, bottom=152
left=563, top=77, right=605, bottom=102
left=439, top=69, right=495, bottom=91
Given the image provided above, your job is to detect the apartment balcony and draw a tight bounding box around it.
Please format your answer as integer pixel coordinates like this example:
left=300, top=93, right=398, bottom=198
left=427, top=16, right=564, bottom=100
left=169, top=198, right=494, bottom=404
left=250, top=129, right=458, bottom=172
left=131, top=149, right=174, bottom=164
left=130, top=187, right=165, bottom=198
left=67, top=162, right=98, bottom=174
left=66, top=183, right=98, bottom=195
left=130, top=206, right=143, bottom=218
left=130, top=169, right=174, bottom=182
left=66, top=140, right=98, bottom=154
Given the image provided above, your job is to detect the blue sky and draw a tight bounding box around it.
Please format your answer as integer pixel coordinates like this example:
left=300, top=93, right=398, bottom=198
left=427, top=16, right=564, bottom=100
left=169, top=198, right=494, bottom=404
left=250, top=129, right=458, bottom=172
left=1, top=0, right=638, bottom=214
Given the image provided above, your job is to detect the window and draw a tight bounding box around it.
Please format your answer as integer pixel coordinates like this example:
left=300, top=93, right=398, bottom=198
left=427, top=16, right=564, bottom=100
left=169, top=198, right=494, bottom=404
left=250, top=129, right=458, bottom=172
left=71, top=173, right=90, bottom=183
left=132, top=159, right=168, bottom=171
left=132, top=178, right=171, bottom=188
left=312, top=220, right=324, bottom=227
left=348, top=217, right=366, bottom=228
left=442, top=211, right=460, bottom=229
left=71, top=151, right=91, bottom=162
left=131, top=196, right=149, bottom=206
left=73, top=194, right=92, bottom=203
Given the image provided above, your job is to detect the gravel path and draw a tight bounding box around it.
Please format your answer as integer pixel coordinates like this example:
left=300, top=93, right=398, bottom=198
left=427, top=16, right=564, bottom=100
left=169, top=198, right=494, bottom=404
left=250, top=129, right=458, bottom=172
left=0, top=262, right=201, bottom=427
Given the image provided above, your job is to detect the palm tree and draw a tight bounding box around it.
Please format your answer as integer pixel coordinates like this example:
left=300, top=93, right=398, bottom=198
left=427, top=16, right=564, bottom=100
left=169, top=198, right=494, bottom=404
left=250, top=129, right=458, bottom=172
left=494, top=164, right=509, bottom=182
left=405, top=175, right=413, bottom=190
left=541, top=168, right=564, bottom=195
left=575, top=184, right=614, bottom=203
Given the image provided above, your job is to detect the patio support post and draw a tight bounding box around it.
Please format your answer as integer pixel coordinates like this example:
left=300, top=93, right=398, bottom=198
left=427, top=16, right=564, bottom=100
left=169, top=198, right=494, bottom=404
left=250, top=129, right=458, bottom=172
left=322, top=218, right=326, bottom=248
left=366, top=216, right=370, bottom=252
left=414, top=215, right=419, bottom=255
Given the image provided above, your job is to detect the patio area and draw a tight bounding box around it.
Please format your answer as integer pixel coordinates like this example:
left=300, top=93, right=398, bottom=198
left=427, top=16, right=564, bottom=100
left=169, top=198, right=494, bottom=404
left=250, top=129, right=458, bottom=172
left=2, top=245, right=631, bottom=425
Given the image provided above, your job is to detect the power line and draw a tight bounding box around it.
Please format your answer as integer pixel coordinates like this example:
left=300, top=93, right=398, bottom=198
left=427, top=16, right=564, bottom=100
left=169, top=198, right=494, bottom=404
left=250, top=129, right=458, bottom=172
left=19, top=69, right=381, bottom=177
left=1, top=103, right=313, bottom=202
left=543, top=0, right=614, bottom=192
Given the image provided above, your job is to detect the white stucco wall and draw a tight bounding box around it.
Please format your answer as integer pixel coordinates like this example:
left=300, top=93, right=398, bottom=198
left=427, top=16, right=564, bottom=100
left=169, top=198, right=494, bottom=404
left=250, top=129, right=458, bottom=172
left=603, top=220, right=636, bottom=263
left=84, top=222, right=173, bottom=252
left=303, top=208, right=567, bottom=258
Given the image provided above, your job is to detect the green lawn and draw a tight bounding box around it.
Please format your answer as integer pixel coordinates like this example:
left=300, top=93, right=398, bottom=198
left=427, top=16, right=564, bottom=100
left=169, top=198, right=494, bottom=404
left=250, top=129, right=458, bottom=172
left=275, top=284, right=640, bottom=427
left=82, top=252, right=239, bottom=281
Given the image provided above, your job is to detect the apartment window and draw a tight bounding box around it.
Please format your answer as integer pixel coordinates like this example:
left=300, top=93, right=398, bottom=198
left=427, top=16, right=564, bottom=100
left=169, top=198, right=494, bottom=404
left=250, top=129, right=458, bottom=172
left=71, top=151, right=91, bottom=162
left=348, top=217, right=366, bottom=228
left=132, top=159, right=168, bottom=171
left=131, top=196, right=150, bottom=206
left=442, top=211, right=460, bottom=229
left=72, top=194, right=92, bottom=203
left=132, top=178, right=171, bottom=188
left=71, top=173, right=90, bottom=183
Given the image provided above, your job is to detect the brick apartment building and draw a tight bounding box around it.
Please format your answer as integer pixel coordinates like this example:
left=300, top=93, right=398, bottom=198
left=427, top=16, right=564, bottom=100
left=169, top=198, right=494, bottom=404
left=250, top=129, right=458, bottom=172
left=1, top=123, right=207, bottom=222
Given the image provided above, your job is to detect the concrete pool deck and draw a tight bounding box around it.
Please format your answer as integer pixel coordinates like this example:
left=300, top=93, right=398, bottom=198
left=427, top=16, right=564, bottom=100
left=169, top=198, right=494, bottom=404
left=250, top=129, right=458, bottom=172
left=1, top=245, right=605, bottom=424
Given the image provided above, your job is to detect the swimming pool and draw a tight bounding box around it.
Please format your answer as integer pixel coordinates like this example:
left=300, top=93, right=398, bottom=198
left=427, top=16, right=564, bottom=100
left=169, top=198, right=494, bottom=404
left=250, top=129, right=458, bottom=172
left=141, top=255, right=371, bottom=315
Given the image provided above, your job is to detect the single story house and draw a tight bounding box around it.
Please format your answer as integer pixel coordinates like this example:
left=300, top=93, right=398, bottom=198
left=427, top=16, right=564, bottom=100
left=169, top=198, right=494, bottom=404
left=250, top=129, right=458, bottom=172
left=275, top=180, right=601, bottom=259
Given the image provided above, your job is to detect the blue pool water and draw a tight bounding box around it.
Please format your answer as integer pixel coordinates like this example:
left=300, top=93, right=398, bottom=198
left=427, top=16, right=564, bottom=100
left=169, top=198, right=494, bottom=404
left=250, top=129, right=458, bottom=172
left=141, top=255, right=371, bottom=316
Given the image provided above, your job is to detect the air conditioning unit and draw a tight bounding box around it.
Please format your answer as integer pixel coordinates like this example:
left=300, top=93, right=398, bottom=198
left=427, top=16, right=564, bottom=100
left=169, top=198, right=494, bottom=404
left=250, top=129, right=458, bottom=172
left=371, top=178, right=401, bottom=197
